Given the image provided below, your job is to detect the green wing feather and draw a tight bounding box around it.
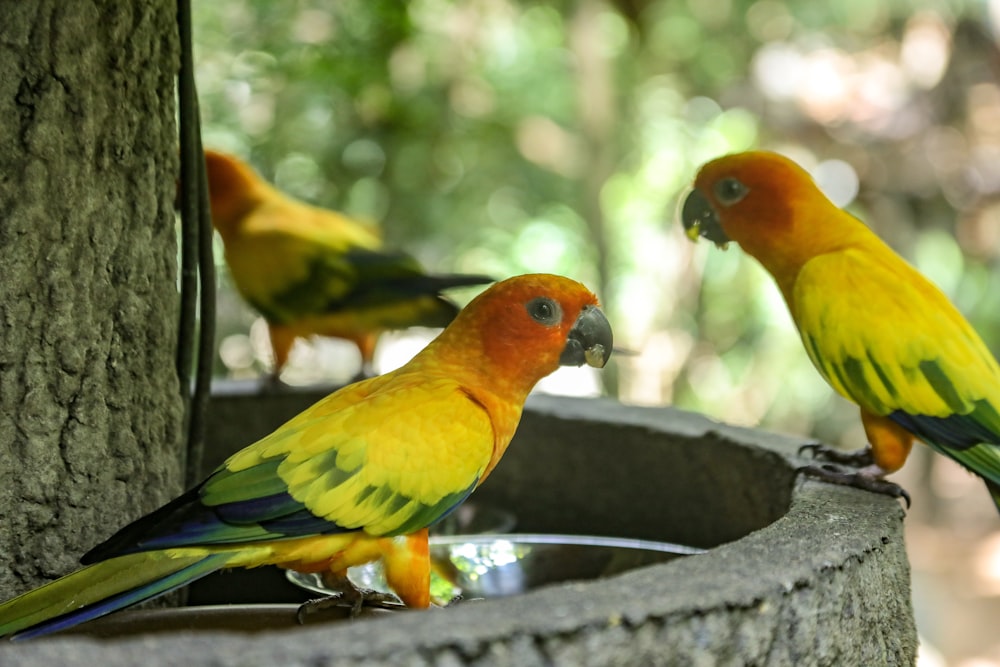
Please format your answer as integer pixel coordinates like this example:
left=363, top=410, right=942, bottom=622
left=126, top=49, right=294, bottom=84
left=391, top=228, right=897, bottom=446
left=84, top=375, right=495, bottom=560
left=0, top=552, right=230, bottom=638
left=231, top=226, right=489, bottom=327
left=219, top=376, right=495, bottom=537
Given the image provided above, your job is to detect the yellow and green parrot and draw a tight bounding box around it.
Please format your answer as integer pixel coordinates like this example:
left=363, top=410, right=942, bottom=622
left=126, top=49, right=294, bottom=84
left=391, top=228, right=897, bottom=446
left=0, top=273, right=612, bottom=639
left=681, top=150, right=1000, bottom=512
left=204, top=149, right=494, bottom=378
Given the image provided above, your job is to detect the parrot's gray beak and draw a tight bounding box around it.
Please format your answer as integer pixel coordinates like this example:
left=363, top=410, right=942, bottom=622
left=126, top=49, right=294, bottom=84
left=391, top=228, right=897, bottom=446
left=681, top=188, right=730, bottom=248
left=560, top=305, right=613, bottom=368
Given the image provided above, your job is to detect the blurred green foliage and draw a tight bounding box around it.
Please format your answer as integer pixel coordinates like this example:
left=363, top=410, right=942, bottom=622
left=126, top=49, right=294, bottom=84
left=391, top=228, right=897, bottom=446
left=194, top=0, right=1000, bottom=448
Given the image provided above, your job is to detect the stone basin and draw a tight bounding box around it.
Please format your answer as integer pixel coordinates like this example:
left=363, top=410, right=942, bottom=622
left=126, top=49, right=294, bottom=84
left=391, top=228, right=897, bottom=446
left=1, top=384, right=916, bottom=665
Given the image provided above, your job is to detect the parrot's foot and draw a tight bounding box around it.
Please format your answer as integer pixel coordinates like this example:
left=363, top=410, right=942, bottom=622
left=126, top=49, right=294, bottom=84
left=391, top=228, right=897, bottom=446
left=798, top=442, right=874, bottom=467
left=296, top=586, right=404, bottom=623
left=439, top=594, right=483, bottom=608
left=797, top=463, right=911, bottom=508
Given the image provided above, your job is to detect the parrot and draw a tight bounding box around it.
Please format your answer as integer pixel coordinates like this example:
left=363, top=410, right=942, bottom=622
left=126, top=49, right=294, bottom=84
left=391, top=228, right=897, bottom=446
left=0, top=273, right=613, bottom=640
left=681, top=150, right=1000, bottom=512
left=203, top=149, right=494, bottom=379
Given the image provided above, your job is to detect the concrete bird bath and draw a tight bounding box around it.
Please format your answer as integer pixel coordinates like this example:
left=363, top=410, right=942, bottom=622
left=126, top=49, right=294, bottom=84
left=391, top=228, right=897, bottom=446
left=1, top=384, right=916, bottom=666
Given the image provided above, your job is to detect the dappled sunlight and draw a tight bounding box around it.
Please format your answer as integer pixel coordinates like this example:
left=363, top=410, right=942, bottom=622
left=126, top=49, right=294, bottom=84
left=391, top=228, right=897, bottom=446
left=901, top=13, right=951, bottom=89
left=972, top=532, right=1000, bottom=596
left=955, top=659, right=1000, bottom=667
left=619, top=329, right=694, bottom=406
left=812, top=159, right=859, bottom=208
left=534, top=364, right=604, bottom=398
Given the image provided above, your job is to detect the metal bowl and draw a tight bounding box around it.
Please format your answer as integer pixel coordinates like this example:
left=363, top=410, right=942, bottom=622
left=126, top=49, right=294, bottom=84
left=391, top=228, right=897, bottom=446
left=287, top=534, right=703, bottom=604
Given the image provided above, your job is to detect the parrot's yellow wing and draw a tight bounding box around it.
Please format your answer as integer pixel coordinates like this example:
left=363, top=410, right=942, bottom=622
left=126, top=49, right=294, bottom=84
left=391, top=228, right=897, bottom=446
left=793, top=247, right=1000, bottom=484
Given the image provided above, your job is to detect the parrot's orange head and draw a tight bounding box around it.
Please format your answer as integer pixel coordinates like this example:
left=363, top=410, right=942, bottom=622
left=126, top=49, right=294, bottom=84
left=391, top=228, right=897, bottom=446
left=203, top=150, right=266, bottom=233
left=436, top=274, right=613, bottom=391
left=680, top=151, right=822, bottom=256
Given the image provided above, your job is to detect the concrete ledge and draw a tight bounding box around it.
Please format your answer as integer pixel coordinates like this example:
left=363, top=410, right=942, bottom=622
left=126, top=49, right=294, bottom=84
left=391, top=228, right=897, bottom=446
left=1, top=388, right=917, bottom=666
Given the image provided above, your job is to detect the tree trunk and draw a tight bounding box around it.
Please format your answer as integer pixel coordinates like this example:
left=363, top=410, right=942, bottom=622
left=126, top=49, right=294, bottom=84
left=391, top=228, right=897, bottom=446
left=0, top=0, right=183, bottom=593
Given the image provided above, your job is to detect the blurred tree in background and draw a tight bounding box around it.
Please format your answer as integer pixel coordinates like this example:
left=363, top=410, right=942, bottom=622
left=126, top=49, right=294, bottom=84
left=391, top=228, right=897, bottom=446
left=193, top=0, right=1000, bottom=504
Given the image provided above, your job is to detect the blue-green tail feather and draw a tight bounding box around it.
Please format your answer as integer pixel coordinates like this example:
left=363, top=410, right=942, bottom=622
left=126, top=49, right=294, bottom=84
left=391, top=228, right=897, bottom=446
left=890, top=409, right=1000, bottom=515
left=0, top=552, right=230, bottom=640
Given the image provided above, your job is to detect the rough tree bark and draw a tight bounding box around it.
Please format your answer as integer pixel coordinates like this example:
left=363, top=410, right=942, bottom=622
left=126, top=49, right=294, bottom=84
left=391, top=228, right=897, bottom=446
left=0, top=1, right=183, bottom=594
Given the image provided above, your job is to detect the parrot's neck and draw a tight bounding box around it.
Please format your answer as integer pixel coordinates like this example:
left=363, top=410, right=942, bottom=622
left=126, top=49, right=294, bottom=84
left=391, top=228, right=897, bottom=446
left=406, top=345, right=532, bottom=484
left=464, top=385, right=524, bottom=484
left=210, top=196, right=263, bottom=244
left=206, top=160, right=273, bottom=243
left=742, top=205, right=879, bottom=308
left=419, top=331, right=556, bottom=419
left=416, top=346, right=542, bottom=407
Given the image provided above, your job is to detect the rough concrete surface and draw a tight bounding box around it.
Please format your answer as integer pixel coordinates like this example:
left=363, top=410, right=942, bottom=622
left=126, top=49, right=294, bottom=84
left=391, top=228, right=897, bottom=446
left=0, top=394, right=917, bottom=666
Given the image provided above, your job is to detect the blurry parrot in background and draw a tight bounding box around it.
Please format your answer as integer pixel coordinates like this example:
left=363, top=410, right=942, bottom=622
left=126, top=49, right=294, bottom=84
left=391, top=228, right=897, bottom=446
left=681, top=150, right=1000, bottom=513
left=204, top=149, right=494, bottom=379
left=0, top=274, right=613, bottom=639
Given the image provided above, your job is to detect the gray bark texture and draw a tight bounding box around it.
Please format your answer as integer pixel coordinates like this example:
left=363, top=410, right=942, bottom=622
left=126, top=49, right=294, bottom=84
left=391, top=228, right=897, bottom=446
left=0, top=0, right=183, bottom=594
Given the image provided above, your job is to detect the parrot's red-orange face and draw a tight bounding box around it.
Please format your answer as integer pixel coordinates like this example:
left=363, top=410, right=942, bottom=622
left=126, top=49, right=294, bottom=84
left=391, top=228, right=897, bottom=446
left=446, top=274, right=613, bottom=376
left=681, top=151, right=814, bottom=249
left=202, top=150, right=265, bottom=229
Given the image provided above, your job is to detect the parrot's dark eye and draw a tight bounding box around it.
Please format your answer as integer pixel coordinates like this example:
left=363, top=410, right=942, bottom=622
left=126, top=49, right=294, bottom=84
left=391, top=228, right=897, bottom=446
left=526, top=297, right=562, bottom=326
left=714, top=177, right=749, bottom=206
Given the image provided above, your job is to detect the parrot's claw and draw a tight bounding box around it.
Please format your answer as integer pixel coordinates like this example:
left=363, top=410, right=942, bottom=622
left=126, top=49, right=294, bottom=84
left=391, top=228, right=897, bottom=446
left=295, top=588, right=404, bottom=623
left=797, top=442, right=875, bottom=467
left=796, top=463, right=911, bottom=508
left=439, top=594, right=483, bottom=608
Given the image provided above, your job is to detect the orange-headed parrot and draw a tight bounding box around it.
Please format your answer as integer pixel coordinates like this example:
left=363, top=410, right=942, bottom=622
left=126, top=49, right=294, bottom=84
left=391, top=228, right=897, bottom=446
left=682, top=150, right=1000, bottom=512
left=0, top=274, right=613, bottom=639
left=204, top=149, right=493, bottom=379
